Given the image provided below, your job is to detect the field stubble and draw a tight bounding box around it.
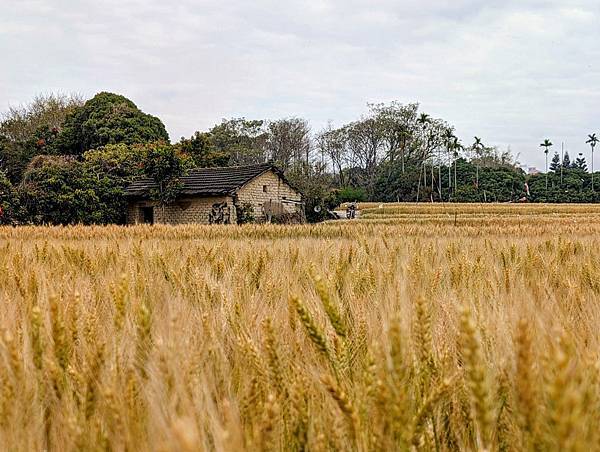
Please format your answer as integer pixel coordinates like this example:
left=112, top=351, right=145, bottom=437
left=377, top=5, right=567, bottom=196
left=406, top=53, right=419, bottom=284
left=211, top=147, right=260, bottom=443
left=0, top=203, right=599, bottom=451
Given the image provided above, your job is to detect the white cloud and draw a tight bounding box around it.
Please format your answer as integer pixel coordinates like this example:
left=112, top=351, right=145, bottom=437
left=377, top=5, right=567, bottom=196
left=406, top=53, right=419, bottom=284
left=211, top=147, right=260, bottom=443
left=1, top=0, right=599, bottom=167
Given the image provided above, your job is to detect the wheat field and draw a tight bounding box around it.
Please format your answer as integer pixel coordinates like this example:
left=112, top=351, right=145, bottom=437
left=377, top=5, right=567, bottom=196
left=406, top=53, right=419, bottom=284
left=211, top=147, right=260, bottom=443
left=1, top=203, right=600, bottom=451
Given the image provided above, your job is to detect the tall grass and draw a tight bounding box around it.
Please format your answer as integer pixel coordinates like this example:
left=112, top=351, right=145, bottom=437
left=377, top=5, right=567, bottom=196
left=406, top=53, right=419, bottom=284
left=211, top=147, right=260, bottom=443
left=0, top=203, right=599, bottom=450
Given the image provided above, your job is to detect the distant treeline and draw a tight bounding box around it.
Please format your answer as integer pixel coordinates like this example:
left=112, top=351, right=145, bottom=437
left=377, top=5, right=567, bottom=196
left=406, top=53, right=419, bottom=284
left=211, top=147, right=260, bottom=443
left=0, top=92, right=597, bottom=225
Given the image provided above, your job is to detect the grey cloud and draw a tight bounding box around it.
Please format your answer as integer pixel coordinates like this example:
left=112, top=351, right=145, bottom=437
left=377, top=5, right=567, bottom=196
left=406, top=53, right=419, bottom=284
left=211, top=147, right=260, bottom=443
left=2, top=0, right=600, bottom=167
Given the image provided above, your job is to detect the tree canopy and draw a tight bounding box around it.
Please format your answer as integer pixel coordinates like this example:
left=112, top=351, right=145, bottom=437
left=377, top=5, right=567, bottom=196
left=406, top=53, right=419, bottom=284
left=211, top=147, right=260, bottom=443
left=2, top=92, right=600, bottom=225
left=54, top=92, right=169, bottom=154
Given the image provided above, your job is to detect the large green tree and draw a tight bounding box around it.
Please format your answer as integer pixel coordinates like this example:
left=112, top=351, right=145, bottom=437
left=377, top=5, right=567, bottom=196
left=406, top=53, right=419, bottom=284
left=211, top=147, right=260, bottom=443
left=19, top=156, right=97, bottom=224
left=19, top=143, right=153, bottom=224
left=55, top=92, right=169, bottom=155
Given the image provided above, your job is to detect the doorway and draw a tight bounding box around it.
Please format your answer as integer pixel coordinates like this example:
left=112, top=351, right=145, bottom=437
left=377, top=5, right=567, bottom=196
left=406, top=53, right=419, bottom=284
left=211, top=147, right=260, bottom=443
left=140, top=206, right=154, bottom=225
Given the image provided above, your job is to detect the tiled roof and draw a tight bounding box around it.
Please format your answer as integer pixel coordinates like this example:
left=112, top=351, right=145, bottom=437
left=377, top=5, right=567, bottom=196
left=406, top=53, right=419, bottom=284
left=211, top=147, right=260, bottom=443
left=125, top=163, right=289, bottom=198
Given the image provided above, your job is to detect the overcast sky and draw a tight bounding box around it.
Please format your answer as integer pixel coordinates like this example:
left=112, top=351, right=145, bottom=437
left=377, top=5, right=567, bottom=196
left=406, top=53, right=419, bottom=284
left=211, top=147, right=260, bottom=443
left=2, top=0, right=600, bottom=168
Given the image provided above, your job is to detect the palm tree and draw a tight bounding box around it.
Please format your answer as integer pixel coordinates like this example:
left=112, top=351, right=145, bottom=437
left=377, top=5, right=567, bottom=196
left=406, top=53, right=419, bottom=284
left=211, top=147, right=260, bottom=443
left=472, top=137, right=484, bottom=189
left=586, top=134, right=598, bottom=191
left=540, top=139, right=553, bottom=190
left=417, top=113, right=430, bottom=127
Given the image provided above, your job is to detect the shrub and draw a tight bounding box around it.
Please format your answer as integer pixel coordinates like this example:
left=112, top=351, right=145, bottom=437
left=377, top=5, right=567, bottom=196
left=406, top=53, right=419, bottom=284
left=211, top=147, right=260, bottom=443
left=236, top=202, right=255, bottom=224
left=337, top=186, right=368, bottom=203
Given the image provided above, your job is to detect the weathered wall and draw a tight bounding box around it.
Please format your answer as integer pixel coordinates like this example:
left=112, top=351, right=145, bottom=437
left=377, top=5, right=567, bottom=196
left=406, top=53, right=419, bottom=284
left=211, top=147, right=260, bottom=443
left=127, top=196, right=236, bottom=225
left=126, top=170, right=302, bottom=225
left=235, top=170, right=302, bottom=221
left=126, top=203, right=143, bottom=224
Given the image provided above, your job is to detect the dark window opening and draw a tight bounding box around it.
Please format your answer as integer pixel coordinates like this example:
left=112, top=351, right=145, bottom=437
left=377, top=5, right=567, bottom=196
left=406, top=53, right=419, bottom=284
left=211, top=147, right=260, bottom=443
left=141, top=206, right=154, bottom=225
left=263, top=185, right=268, bottom=193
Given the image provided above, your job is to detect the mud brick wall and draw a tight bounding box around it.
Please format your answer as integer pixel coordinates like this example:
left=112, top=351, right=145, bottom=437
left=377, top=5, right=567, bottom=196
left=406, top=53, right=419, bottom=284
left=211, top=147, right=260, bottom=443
left=127, top=196, right=235, bottom=224
left=235, top=171, right=302, bottom=221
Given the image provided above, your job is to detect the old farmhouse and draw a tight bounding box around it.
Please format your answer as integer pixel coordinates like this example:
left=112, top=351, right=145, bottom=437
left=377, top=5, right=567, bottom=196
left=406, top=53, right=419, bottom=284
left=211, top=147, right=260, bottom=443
left=125, top=163, right=303, bottom=225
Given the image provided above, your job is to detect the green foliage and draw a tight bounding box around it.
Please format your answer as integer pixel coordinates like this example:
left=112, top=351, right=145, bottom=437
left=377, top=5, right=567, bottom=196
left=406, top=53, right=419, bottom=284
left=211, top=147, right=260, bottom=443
left=177, top=131, right=230, bottom=167
left=540, top=139, right=553, bottom=155
left=562, top=152, right=571, bottom=169
left=55, top=92, right=169, bottom=155
left=177, top=118, right=271, bottom=168
left=373, top=158, right=526, bottom=203
left=474, top=166, right=526, bottom=202
left=337, top=186, right=368, bottom=203
left=142, top=143, right=188, bottom=205
left=575, top=155, right=587, bottom=171
left=19, top=156, right=100, bottom=224
left=0, top=170, right=21, bottom=224
left=207, top=118, right=267, bottom=165
left=235, top=203, right=255, bottom=225
left=7, top=92, right=600, bottom=226
left=527, top=168, right=600, bottom=203
left=83, top=143, right=148, bottom=179
left=550, top=152, right=561, bottom=172
left=0, top=126, right=64, bottom=183
left=0, top=94, right=82, bottom=182
left=374, top=160, right=424, bottom=202
left=80, top=143, right=150, bottom=222
left=18, top=143, right=150, bottom=224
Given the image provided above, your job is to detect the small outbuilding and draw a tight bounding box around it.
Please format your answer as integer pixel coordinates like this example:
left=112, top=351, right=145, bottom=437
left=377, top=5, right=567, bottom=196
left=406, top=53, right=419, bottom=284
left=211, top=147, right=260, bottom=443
left=125, top=163, right=303, bottom=225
